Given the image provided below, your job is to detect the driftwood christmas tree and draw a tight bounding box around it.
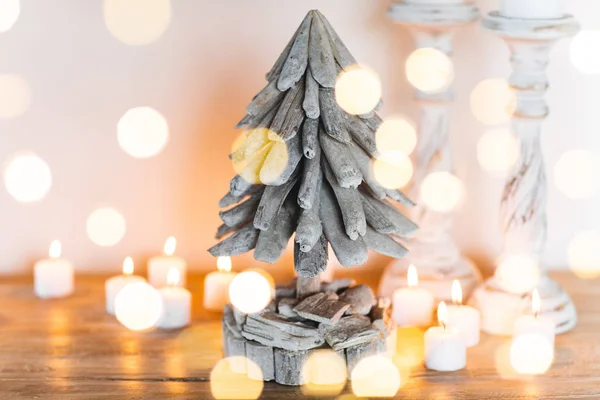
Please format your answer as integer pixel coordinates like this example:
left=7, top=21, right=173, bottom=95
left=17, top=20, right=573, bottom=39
left=209, top=10, right=418, bottom=385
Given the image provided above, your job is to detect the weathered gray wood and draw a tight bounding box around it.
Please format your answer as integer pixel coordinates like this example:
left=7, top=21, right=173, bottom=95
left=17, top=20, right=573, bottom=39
left=319, top=89, right=351, bottom=143
left=320, top=131, right=362, bottom=188
left=371, top=297, right=393, bottom=335
left=365, top=196, right=419, bottom=237
left=294, top=236, right=328, bottom=279
left=278, top=85, right=306, bottom=142
left=322, top=315, right=379, bottom=351
left=246, top=341, right=275, bottom=381
left=260, top=133, right=303, bottom=185
left=242, top=311, right=324, bottom=351
left=323, top=159, right=366, bottom=240
left=346, top=115, right=379, bottom=158
left=223, top=304, right=244, bottom=338
left=295, top=206, right=322, bottom=252
left=254, top=176, right=298, bottom=231
left=275, top=279, right=297, bottom=299
left=215, top=223, right=236, bottom=239
left=233, top=307, right=247, bottom=329
left=219, top=194, right=261, bottom=228
left=301, top=117, right=319, bottom=159
left=266, top=15, right=302, bottom=82
left=320, top=182, right=368, bottom=267
left=346, top=144, right=386, bottom=200
left=321, top=278, right=356, bottom=293
left=298, top=142, right=322, bottom=210
left=308, top=14, right=337, bottom=88
left=235, top=114, right=253, bottom=129
left=294, top=292, right=350, bottom=325
left=270, top=82, right=304, bottom=136
left=226, top=334, right=247, bottom=360
left=296, top=276, right=321, bottom=300
left=361, top=193, right=397, bottom=234
left=274, top=348, right=308, bottom=386
left=252, top=103, right=279, bottom=129
left=278, top=13, right=312, bottom=91
left=386, top=188, right=416, bottom=207
left=303, top=70, right=320, bottom=119
left=316, top=11, right=357, bottom=69
left=277, top=297, right=299, bottom=318
left=230, top=174, right=254, bottom=197
left=247, top=80, right=285, bottom=117
left=254, top=201, right=296, bottom=263
left=345, top=339, right=382, bottom=375
left=218, top=185, right=261, bottom=208
left=362, top=113, right=383, bottom=133
left=339, top=284, right=375, bottom=315
left=208, top=224, right=260, bottom=257
left=363, top=225, right=408, bottom=259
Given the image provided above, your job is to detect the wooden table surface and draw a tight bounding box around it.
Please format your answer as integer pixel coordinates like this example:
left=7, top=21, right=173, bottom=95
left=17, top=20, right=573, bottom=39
left=1, top=270, right=599, bottom=399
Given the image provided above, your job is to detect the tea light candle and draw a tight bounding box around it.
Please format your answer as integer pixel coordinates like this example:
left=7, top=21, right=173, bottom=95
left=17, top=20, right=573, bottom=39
left=514, top=289, right=555, bottom=347
left=157, top=268, right=191, bottom=329
left=447, top=280, right=481, bottom=347
left=203, top=256, right=237, bottom=312
left=424, top=302, right=467, bottom=372
left=392, top=265, right=435, bottom=327
left=34, top=240, right=74, bottom=299
left=500, top=0, right=564, bottom=19
left=148, top=236, right=187, bottom=288
left=105, top=257, right=146, bottom=315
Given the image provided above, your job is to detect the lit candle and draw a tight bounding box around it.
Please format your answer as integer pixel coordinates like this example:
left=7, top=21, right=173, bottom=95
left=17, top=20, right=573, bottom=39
left=105, top=257, right=146, bottom=315
left=34, top=240, right=74, bottom=299
left=157, top=268, right=191, bottom=329
left=500, top=0, right=564, bottom=19
left=514, top=289, right=555, bottom=347
left=392, top=265, right=435, bottom=327
left=446, top=280, right=481, bottom=347
left=148, top=236, right=187, bottom=288
left=203, top=256, right=237, bottom=312
left=424, top=302, right=467, bottom=372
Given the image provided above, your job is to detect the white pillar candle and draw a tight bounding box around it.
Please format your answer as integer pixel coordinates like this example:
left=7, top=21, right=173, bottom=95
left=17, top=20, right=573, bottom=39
left=392, top=265, right=435, bottom=327
left=500, top=0, right=564, bottom=19
left=157, top=268, right=191, bottom=329
left=105, top=257, right=146, bottom=315
left=34, top=240, right=74, bottom=299
left=446, top=280, right=481, bottom=347
left=425, top=302, right=467, bottom=371
left=203, top=256, right=237, bottom=312
left=148, top=236, right=187, bottom=288
left=514, top=289, right=555, bottom=347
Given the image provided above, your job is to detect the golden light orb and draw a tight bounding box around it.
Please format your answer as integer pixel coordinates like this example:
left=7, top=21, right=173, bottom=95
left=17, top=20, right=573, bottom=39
left=3, top=153, right=52, bottom=203
left=405, top=47, right=454, bottom=94
left=335, top=65, right=382, bottom=115
left=470, top=78, right=515, bottom=125
left=376, top=117, right=417, bottom=156
left=420, top=171, right=463, bottom=213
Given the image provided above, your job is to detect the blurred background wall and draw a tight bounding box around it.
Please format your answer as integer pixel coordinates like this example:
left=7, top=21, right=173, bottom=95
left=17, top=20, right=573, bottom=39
left=0, top=0, right=595, bottom=275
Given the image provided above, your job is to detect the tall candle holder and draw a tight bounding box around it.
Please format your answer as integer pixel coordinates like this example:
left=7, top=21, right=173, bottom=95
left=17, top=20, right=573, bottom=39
left=469, top=12, right=580, bottom=335
left=379, top=2, right=482, bottom=302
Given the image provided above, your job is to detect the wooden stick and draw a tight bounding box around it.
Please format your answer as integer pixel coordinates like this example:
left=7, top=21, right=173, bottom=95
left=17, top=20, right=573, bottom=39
left=363, top=226, right=408, bottom=259
left=296, top=275, right=322, bottom=300
left=274, top=349, right=309, bottom=386
left=218, top=185, right=261, bottom=208
left=278, top=82, right=306, bottom=141
left=246, top=341, right=275, bottom=382
left=346, top=143, right=386, bottom=200
left=254, top=176, right=299, bottom=231
left=230, top=174, right=254, bottom=197
left=346, top=115, right=379, bottom=158
left=320, top=130, right=362, bottom=188
left=386, top=189, right=416, bottom=207
left=215, top=223, right=236, bottom=240
left=308, top=13, right=337, bottom=88
left=364, top=196, right=419, bottom=237
left=362, top=113, right=383, bottom=133
left=293, top=292, right=350, bottom=325
left=208, top=224, right=260, bottom=257
left=247, top=80, right=285, bottom=117
left=219, top=194, right=261, bottom=227
left=319, top=89, right=351, bottom=143
left=303, top=69, right=320, bottom=119
left=278, top=13, right=312, bottom=91
left=260, top=133, right=302, bottom=186
left=320, top=181, right=368, bottom=266
left=316, top=11, right=357, bottom=69
left=254, top=201, right=296, bottom=263
left=294, top=235, right=328, bottom=278
left=295, top=205, right=322, bottom=252
left=266, top=15, right=303, bottom=82
left=298, top=138, right=322, bottom=210
left=270, top=81, right=304, bottom=137
left=301, top=117, right=319, bottom=159
left=235, top=114, right=252, bottom=129
left=323, top=158, right=366, bottom=240
left=360, top=192, right=396, bottom=234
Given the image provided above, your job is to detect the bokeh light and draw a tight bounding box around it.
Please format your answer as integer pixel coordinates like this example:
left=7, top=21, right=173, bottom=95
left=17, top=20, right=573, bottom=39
left=372, top=151, right=413, bottom=189
left=231, top=128, right=271, bottom=175
left=554, top=149, right=600, bottom=199
left=510, top=334, right=554, bottom=375
left=0, top=0, right=20, bottom=32
left=570, top=30, right=600, bottom=75
left=470, top=78, right=515, bottom=125
left=0, top=74, right=32, bottom=119
left=568, top=230, right=600, bottom=279
left=376, top=117, right=417, bottom=156
left=351, top=355, right=401, bottom=397
left=3, top=153, right=52, bottom=203
left=210, top=357, right=264, bottom=399
left=117, top=107, right=169, bottom=158
left=259, top=140, right=290, bottom=185
left=495, top=254, right=540, bottom=294
left=86, top=207, right=127, bottom=247
left=229, top=271, right=272, bottom=314
left=420, top=171, right=463, bottom=213
left=104, top=0, right=171, bottom=46
left=335, top=65, right=382, bottom=115
left=405, top=47, right=454, bottom=94
left=115, top=282, right=163, bottom=331
left=477, top=129, right=520, bottom=177
left=301, top=350, right=347, bottom=396
left=394, top=327, right=425, bottom=368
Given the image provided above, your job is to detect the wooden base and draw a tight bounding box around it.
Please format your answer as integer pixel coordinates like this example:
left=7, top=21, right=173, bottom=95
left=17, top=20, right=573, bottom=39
left=469, top=275, right=577, bottom=335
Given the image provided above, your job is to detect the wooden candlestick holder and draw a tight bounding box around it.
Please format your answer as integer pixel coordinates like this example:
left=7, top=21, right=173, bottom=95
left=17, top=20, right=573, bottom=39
left=469, top=12, right=580, bottom=335
left=379, top=2, right=482, bottom=302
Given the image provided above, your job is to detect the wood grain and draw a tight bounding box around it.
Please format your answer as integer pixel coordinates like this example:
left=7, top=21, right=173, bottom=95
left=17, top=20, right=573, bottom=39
left=0, top=271, right=597, bottom=399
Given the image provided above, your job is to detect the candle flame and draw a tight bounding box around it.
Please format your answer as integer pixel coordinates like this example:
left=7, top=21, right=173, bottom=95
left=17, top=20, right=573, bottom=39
left=532, top=288, right=541, bottom=316
left=407, top=264, right=418, bottom=287
left=164, top=236, right=176, bottom=256
left=217, top=256, right=232, bottom=273
left=437, top=301, right=448, bottom=328
left=451, top=279, right=462, bottom=305
left=123, top=257, right=134, bottom=275
left=167, top=267, right=180, bottom=286
left=49, top=240, right=61, bottom=258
